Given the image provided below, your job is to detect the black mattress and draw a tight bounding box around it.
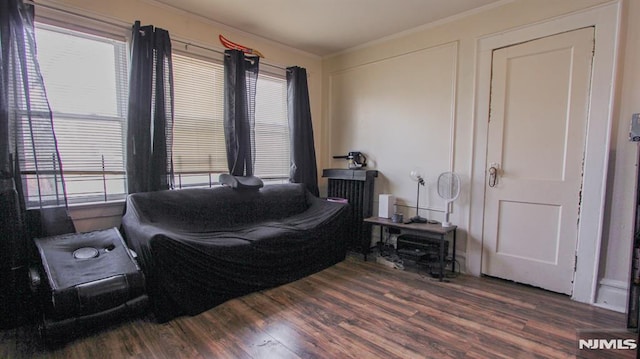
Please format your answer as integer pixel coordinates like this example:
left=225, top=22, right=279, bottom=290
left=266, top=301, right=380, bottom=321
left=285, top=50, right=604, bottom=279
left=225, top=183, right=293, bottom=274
left=121, top=183, right=349, bottom=321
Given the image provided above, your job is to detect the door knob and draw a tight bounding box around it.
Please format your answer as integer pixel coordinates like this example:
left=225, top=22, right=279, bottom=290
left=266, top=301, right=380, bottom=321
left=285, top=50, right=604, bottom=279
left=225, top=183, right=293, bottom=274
left=488, top=163, right=500, bottom=187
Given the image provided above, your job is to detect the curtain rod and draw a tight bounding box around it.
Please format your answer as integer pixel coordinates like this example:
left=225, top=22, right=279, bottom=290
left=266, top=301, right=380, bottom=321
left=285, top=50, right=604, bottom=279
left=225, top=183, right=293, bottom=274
left=172, top=40, right=287, bottom=72
left=25, top=0, right=288, bottom=71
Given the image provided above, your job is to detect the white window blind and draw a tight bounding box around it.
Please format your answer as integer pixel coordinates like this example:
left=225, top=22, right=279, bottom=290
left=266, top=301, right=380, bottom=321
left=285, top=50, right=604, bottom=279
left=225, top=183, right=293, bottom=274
left=172, top=53, right=290, bottom=187
left=255, top=72, right=290, bottom=180
left=35, top=24, right=128, bottom=204
left=172, top=53, right=226, bottom=187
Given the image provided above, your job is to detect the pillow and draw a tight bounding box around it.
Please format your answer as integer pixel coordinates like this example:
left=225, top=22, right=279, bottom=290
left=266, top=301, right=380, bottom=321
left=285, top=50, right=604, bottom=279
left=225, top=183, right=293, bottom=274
left=219, top=174, right=264, bottom=191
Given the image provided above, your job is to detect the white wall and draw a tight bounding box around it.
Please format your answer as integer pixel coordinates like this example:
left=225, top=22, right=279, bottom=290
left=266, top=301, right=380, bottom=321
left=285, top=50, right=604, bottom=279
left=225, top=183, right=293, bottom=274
left=328, top=42, right=458, bottom=220
left=322, top=0, right=638, bottom=311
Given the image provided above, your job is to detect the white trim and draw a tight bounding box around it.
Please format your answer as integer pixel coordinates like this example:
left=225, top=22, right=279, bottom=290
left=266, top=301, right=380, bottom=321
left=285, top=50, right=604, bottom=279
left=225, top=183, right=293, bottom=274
left=468, top=1, right=621, bottom=305
left=594, top=278, right=628, bottom=313
left=448, top=41, right=459, bottom=173
left=33, top=1, right=128, bottom=41
left=325, top=0, right=515, bottom=59
left=139, top=0, right=321, bottom=60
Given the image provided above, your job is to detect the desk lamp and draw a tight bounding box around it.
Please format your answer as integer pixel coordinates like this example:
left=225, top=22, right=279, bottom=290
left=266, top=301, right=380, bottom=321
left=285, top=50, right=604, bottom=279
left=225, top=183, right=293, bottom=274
left=408, top=170, right=427, bottom=223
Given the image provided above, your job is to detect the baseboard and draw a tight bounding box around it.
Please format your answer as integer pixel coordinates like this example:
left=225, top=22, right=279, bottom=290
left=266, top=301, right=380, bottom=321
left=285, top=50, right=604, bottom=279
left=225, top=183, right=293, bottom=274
left=453, top=251, right=466, bottom=274
left=595, top=278, right=628, bottom=313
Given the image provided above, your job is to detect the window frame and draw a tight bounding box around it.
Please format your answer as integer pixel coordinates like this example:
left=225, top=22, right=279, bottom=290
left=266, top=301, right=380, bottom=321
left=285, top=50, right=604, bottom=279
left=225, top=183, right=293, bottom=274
left=31, top=22, right=130, bottom=205
left=253, top=68, right=291, bottom=181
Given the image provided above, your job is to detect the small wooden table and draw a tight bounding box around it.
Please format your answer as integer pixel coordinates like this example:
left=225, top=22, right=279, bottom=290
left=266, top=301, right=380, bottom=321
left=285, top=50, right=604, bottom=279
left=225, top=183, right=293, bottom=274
left=363, top=217, right=457, bottom=281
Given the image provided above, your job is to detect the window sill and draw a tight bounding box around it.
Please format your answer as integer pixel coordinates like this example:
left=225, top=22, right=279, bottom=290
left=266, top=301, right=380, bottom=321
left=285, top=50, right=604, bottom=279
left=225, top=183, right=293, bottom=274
left=68, top=200, right=125, bottom=221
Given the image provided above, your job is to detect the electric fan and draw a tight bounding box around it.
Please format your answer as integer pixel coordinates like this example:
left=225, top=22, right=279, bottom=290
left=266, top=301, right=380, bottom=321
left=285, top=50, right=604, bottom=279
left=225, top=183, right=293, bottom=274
left=437, top=172, right=461, bottom=227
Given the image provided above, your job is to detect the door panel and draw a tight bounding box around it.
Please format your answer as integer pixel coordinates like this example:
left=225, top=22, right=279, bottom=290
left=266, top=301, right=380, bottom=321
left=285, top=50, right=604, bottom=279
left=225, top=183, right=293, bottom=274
left=482, top=28, right=594, bottom=294
left=495, top=201, right=561, bottom=264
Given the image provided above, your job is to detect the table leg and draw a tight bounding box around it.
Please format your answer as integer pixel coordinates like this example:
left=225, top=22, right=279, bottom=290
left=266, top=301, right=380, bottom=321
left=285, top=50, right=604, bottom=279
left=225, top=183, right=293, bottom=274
left=439, top=234, right=445, bottom=282
left=365, top=224, right=384, bottom=261
left=452, top=229, right=456, bottom=274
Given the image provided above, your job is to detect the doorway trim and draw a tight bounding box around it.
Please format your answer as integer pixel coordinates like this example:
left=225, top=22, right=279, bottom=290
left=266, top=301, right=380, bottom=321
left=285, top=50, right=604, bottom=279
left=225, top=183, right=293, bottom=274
left=467, top=1, right=621, bottom=304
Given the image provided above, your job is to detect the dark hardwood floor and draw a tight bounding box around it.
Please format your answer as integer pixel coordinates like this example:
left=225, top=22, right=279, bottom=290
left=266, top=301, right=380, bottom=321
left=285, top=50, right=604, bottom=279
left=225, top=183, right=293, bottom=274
left=0, top=256, right=633, bottom=358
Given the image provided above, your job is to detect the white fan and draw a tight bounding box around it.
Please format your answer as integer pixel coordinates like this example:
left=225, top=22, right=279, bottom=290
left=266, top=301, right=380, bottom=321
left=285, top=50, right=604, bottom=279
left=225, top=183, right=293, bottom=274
left=437, top=172, right=461, bottom=227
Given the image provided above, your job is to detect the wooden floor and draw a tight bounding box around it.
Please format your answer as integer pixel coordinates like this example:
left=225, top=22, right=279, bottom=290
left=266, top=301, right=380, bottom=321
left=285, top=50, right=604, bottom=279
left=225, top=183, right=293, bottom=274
left=0, top=256, right=633, bottom=358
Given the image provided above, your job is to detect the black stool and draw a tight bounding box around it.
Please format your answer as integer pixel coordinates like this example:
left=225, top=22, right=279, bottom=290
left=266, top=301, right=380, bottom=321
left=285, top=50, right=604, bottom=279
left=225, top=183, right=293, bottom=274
left=31, top=227, right=148, bottom=341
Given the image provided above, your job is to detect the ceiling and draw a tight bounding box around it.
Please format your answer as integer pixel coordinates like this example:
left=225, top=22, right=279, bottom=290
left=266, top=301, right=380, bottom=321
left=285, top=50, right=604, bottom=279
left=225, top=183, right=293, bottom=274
left=154, top=0, right=505, bottom=57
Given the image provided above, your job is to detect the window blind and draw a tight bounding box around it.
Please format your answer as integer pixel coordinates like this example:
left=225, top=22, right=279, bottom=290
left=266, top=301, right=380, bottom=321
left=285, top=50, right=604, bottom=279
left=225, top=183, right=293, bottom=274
left=172, top=53, right=290, bottom=186
left=254, top=72, right=290, bottom=179
left=35, top=24, right=128, bottom=204
left=172, top=53, right=226, bottom=187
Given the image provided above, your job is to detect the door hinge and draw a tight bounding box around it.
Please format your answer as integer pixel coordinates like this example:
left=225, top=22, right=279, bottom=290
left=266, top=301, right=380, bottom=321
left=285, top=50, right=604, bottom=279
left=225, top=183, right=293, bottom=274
left=574, top=253, right=578, bottom=272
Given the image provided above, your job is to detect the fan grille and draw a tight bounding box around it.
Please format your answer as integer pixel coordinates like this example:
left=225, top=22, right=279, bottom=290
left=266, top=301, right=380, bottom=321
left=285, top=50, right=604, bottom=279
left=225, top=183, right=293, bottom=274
left=437, top=172, right=460, bottom=201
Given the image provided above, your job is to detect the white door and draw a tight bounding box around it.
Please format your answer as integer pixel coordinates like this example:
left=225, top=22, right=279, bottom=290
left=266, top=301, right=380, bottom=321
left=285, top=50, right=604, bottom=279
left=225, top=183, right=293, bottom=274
left=481, top=28, right=594, bottom=295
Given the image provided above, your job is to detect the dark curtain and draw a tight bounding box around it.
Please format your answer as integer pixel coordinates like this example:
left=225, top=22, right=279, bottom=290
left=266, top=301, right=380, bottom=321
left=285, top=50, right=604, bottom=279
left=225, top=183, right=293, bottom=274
left=286, top=66, right=319, bottom=196
left=1, top=0, right=66, bottom=328
left=126, top=21, right=174, bottom=194
left=223, top=49, right=259, bottom=176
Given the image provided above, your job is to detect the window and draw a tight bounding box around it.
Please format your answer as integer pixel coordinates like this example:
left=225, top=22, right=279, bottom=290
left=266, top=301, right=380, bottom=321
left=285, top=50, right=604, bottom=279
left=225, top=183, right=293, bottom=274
left=254, top=72, right=290, bottom=180
left=172, top=53, right=290, bottom=188
left=35, top=23, right=128, bottom=204
left=172, top=53, right=225, bottom=188
left=34, top=23, right=290, bottom=204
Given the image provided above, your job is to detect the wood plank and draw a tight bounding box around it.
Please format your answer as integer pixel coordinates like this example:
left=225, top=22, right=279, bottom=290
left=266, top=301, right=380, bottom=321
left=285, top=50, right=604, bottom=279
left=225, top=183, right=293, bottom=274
left=240, top=290, right=363, bottom=359
left=0, top=256, right=629, bottom=358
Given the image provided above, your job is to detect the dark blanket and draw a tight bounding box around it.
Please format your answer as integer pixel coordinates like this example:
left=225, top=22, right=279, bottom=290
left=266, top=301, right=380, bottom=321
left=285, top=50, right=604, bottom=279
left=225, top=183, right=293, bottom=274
left=121, top=183, right=349, bottom=322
